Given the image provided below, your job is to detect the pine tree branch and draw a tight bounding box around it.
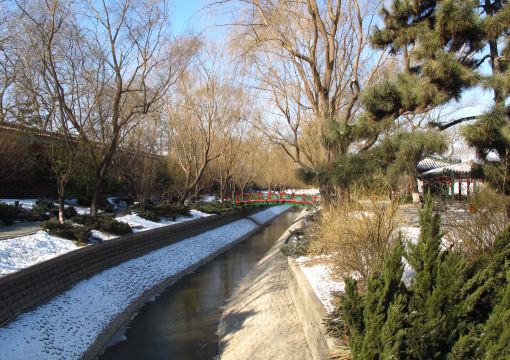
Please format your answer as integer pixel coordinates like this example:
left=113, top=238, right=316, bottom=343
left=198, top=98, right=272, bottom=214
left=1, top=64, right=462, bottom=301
left=429, top=115, right=479, bottom=131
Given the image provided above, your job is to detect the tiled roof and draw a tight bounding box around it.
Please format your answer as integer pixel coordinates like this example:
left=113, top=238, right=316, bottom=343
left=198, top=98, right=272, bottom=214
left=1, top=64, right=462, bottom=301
left=421, top=162, right=473, bottom=176
left=417, top=157, right=458, bottom=172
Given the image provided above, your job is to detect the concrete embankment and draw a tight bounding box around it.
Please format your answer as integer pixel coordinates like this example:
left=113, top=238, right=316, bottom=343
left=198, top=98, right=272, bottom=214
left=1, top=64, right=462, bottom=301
left=218, top=210, right=340, bottom=360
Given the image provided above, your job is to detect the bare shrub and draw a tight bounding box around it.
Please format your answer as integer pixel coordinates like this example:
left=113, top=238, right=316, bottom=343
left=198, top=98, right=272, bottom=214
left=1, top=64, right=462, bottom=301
left=306, top=197, right=403, bottom=287
left=443, top=188, right=510, bottom=257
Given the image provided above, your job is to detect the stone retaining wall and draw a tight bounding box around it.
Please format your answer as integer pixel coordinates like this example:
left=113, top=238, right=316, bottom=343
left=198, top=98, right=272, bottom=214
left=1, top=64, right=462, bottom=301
left=287, top=258, right=339, bottom=359
left=0, top=207, right=261, bottom=327
left=283, top=217, right=340, bottom=360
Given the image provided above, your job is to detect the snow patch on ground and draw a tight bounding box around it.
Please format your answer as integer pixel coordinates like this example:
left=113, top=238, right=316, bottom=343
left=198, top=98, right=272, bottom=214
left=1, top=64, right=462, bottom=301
left=202, top=195, right=217, bottom=203
left=116, top=210, right=211, bottom=232
left=0, top=210, right=212, bottom=277
left=0, top=231, right=79, bottom=277
left=0, top=199, right=39, bottom=209
left=284, top=188, right=320, bottom=195
left=115, top=214, right=166, bottom=232
left=0, top=218, right=260, bottom=360
left=401, top=225, right=421, bottom=244
left=90, top=230, right=116, bottom=242
left=295, top=256, right=344, bottom=313
left=248, top=205, right=290, bottom=224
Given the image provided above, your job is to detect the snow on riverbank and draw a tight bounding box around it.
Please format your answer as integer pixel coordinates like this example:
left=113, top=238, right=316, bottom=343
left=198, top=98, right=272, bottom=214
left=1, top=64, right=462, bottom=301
left=0, top=231, right=79, bottom=277
left=249, top=205, right=291, bottom=224
left=295, top=257, right=344, bottom=313
left=116, top=209, right=211, bottom=232
left=0, top=218, right=262, bottom=360
left=295, top=224, right=422, bottom=313
left=0, top=210, right=211, bottom=277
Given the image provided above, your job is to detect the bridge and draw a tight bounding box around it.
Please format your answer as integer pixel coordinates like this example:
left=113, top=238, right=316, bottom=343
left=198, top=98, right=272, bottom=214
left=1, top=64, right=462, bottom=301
left=225, top=191, right=320, bottom=207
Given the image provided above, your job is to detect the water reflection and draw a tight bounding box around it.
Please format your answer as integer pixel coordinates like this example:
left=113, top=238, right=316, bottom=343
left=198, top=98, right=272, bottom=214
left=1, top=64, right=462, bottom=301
left=100, top=209, right=299, bottom=360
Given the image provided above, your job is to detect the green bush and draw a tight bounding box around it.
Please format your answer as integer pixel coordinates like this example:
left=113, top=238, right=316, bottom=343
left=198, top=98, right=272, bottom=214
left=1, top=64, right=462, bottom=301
left=73, top=226, right=92, bottom=244
left=280, top=229, right=310, bottom=257
left=193, top=201, right=240, bottom=214
left=100, top=203, right=115, bottom=213
left=0, top=203, right=19, bottom=225
left=32, top=199, right=56, bottom=218
left=133, top=209, right=159, bottom=222
left=71, top=214, right=98, bottom=227
left=130, top=202, right=191, bottom=221
left=334, top=200, right=510, bottom=359
left=71, top=214, right=132, bottom=236
left=98, top=217, right=132, bottom=235
left=0, top=202, right=41, bottom=224
left=54, top=205, right=78, bottom=219
left=42, top=218, right=91, bottom=243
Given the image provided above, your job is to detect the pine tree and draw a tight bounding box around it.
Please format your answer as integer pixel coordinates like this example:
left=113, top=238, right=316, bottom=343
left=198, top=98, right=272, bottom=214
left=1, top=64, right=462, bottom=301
left=340, top=278, right=366, bottom=357
left=364, top=0, right=510, bottom=198
left=337, top=199, right=510, bottom=359
left=341, top=239, right=408, bottom=359
left=372, top=131, right=448, bottom=194
left=364, top=0, right=482, bottom=121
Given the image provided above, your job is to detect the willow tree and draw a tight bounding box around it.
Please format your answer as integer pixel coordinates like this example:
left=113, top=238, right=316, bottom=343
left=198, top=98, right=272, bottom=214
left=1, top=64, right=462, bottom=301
left=227, top=0, right=388, bottom=203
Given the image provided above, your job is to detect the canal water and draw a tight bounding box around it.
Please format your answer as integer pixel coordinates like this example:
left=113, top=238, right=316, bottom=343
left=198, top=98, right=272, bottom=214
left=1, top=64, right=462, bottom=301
left=100, top=208, right=299, bottom=360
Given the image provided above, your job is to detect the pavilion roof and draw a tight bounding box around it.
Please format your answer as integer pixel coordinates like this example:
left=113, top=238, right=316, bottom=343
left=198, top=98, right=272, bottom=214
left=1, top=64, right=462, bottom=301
left=417, top=157, right=459, bottom=173
left=421, top=162, right=474, bottom=176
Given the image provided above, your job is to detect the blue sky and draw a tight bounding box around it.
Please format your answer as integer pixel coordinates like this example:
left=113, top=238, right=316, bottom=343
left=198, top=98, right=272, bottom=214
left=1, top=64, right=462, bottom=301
left=169, top=0, right=232, bottom=37
left=169, top=0, right=203, bottom=35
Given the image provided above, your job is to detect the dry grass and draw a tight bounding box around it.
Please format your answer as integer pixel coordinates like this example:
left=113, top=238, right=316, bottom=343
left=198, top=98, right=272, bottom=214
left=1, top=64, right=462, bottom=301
left=306, top=197, right=403, bottom=287
left=443, top=188, right=510, bottom=257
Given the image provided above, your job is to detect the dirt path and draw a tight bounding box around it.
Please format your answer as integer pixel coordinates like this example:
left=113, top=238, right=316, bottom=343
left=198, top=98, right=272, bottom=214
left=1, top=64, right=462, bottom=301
left=218, top=221, right=313, bottom=360
left=0, top=222, right=42, bottom=241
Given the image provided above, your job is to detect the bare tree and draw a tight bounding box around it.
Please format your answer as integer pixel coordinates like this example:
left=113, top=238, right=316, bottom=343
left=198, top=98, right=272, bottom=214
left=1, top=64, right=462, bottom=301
left=15, top=0, right=89, bottom=223
left=15, top=0, right=195, bottom=216
left=167, top=65, right=225, bottom=204
left=81, top=0, right=195, bottom=215
left=223, top=0, right=387, bottom=202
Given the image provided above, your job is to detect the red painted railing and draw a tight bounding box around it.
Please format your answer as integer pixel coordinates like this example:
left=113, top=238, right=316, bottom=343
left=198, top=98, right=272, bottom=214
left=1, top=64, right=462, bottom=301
left=224, top=191, right=320, bottom=206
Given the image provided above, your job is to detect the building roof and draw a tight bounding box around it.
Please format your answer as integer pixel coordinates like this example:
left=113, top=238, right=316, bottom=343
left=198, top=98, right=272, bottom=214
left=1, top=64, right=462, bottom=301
left=421, top=162, right=474, bottom=176
left=417, top=157, right=459, bottom=172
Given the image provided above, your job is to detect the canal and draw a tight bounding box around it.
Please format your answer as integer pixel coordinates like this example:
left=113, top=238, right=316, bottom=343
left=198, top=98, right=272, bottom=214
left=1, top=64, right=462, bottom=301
left=100, top=208, right=299, bottom=360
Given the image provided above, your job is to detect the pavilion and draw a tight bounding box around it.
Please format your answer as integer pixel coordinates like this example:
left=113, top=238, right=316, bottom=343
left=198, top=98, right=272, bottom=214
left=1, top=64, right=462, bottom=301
left=416, top=157, right=484, bottom=199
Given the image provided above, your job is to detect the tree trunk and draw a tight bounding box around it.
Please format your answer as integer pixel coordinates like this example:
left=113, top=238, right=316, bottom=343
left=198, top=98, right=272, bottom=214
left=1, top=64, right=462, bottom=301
left=335, top=185, right=349, bottom=205
left=90, top=177, right=102, bottom=217
left=58, top=186, right=65, bottom=224
left=320, top=183, right=335, bottom=206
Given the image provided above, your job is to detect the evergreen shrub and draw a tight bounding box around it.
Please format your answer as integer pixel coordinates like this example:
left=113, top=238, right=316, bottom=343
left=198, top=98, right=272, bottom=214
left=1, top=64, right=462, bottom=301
left=193, top=201, right=240, bottom=214
left=281, top=229, right=310, bottom=257
left=42, top=218, right=91, bottom=244
left=71, top=215, right=132, bottom=236
left=32, top=199, right=56, bottom=218
left=130, top=202, right=191, bottom=221
left=0, top=203, right=20, bottom=225
left=334, top=199, right=510, bottom=359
